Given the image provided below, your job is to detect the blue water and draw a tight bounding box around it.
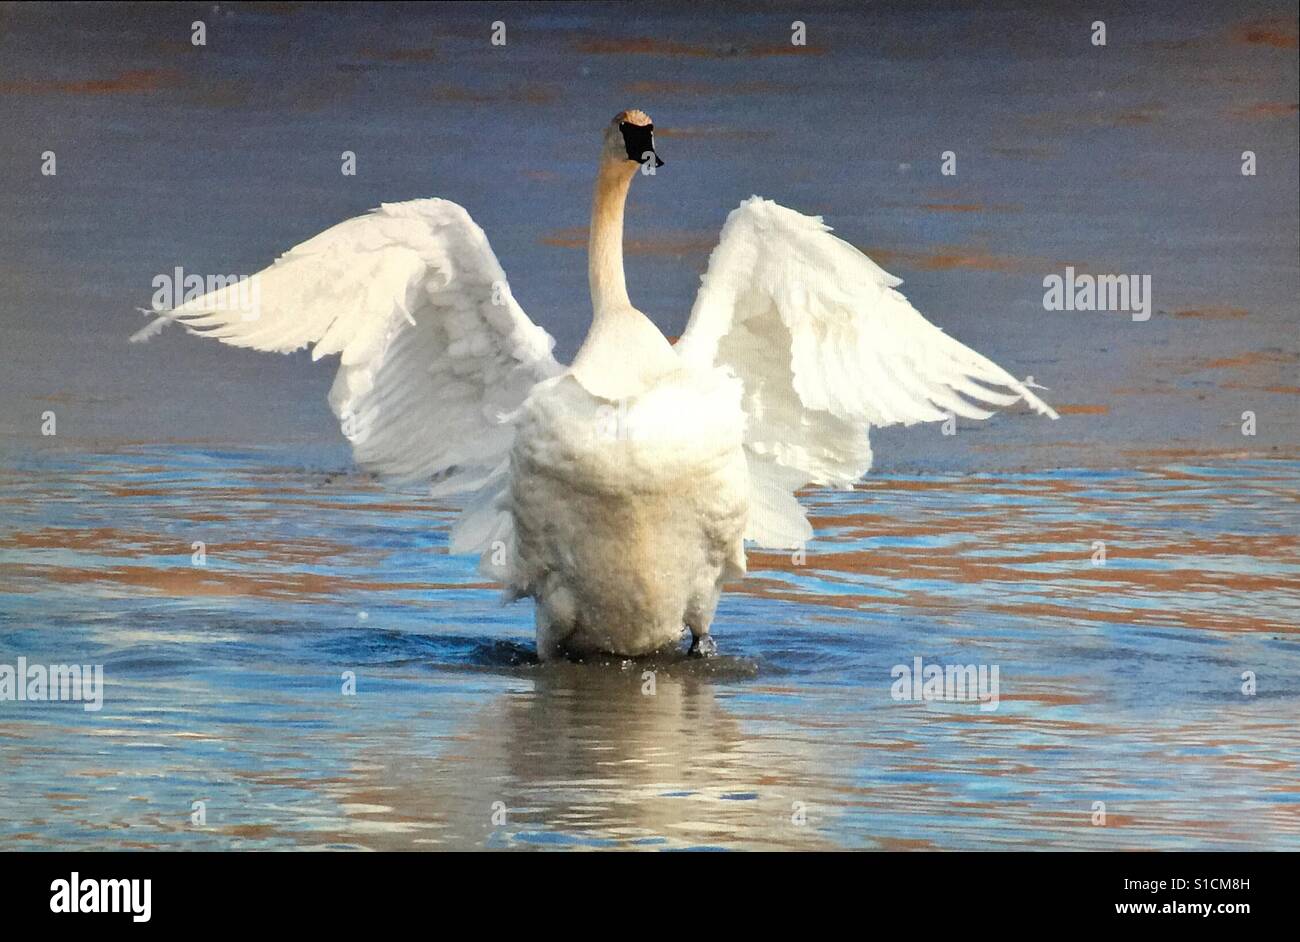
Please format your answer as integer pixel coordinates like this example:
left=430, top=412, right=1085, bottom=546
left=1, top=447, right=1296, bottom=849
left=1, top=1, right=1296, bottom=465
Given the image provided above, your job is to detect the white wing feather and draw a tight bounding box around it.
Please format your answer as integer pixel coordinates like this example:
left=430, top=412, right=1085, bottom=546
left=677, top=197, right=1057, bottom=548
left=138, top=198, right=562, bottom=572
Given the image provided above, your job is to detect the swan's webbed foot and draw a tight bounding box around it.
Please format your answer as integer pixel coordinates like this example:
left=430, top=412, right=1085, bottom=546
left=687, top=632, right=717, bottom=658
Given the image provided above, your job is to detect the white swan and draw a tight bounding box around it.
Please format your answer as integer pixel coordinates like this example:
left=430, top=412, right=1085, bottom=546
left=135, top=109, right=1057, bottom=660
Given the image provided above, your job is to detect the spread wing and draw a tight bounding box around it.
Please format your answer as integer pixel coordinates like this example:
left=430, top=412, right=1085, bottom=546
left=134, top=198, right=562, bottom=571
left=676, top=197, right=1057, bottom=549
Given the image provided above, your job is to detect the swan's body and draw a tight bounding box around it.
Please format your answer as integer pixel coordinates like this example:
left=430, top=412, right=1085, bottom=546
left=512, top=370, right=749, bottom=658
left=136, top=110, right=1057, bottom=660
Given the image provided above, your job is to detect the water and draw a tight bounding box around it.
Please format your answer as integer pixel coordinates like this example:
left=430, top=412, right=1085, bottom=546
left=2, top=446, right=1296, bottom=850
left=1, top=1, right=1296, bottom=462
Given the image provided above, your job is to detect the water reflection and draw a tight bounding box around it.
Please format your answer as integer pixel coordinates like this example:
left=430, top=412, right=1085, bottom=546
left=322, top=658, right=837, bottom=850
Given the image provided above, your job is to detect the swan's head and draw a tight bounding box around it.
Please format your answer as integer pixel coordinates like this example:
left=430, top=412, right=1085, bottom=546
left=603, top=109, right=664, bottom=169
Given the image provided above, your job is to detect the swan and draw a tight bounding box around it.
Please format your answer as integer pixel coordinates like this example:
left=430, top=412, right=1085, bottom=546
left=134, top=109, right=1057, bottom=660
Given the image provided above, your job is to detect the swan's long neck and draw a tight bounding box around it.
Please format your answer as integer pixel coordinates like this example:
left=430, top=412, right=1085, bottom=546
left=571, top=153, right=677, bottom=398
left=588, top=158, right=637, bottom=314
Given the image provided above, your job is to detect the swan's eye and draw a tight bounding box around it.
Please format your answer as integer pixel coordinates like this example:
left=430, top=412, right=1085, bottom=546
left=619, top=121, right=663, bottom=167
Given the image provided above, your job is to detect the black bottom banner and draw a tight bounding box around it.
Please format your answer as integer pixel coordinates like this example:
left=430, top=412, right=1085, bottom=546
left=5, top=850, right=1285, bottom=929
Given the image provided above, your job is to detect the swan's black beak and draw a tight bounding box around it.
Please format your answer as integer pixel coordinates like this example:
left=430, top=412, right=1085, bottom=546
left=621, top=121, right=664, bottom=168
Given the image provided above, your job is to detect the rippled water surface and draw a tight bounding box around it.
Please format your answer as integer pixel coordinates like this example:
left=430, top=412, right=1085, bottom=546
left=1, top=447, right=1297, bottom=850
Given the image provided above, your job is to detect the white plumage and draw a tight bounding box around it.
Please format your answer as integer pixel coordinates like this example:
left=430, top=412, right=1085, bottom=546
left=136, top=110, right=1056, bottom=660
left=679, top=197, right=1057, bottom=550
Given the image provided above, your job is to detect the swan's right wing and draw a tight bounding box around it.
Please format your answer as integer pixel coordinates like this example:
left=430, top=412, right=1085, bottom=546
left=134, top=198, right=562, bottom=573
left=677, top=197, right=1057, bottom=549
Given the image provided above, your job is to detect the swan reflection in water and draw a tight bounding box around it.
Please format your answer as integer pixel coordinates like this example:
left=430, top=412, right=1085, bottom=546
left=312, top=654, right=839, bottom=850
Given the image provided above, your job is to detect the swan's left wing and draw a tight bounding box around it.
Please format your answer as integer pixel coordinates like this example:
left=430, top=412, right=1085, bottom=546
left=676, top=197, right=1057, bottom=549
left=135, top=198, right=563, bottom=575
